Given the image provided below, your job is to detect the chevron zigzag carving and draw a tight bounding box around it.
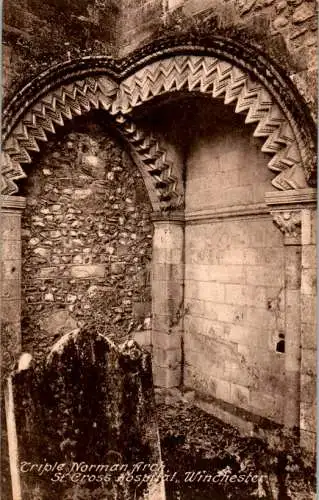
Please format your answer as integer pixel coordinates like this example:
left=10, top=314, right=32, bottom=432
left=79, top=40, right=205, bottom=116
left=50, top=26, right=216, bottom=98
left=111, top=55, right=305, bottom=190
left=2, top=54, right=307, bottom=201
left=116, top=118, right=183, bottom=207
left=1, top=76, right=180, bottom=207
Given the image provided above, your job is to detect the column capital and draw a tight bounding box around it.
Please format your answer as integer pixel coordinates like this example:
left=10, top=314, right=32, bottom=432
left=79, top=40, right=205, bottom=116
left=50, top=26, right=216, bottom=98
left=265, top=188, right=316, bottom=245
left=270, top=209, right=301, bottom=244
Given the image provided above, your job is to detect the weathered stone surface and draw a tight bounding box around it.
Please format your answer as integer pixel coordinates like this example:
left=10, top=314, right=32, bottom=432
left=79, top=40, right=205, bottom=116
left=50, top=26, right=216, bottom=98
left=300, top=373, right=316, bottom=404
left=300, top=401, right=316, bottom=432
left=8, top=329, right=164, bottom=500
left=153, top=346, right=182, bottom=368
left=0, top=213, right=21, bottom=241
left=276, top=0, right=287, bottom=12
left=182, top=106, right=291, bottom=426
left=1, top=240, right=21, bottom=263
left=1, top=259, right=21, bottom=282
left=301, top=267, right=316, bottom=295
left=301, top=321, right=316, bottom=350
left=1, top=320, right=21, bottom=381
left=33, top=247, right=50, bottom=258
left=152, top=330, right=182, bottom=351
left=153, top=365, right=181, bottom=388
left=3, top=0, right=119, bottom=101
left=249, top=391, right=283, bottom=422
left=3, top=0, right=317, bottom=124
left=230, top=382, right=250, bottom=407
left=300, top=429, right=316, bottom=454
left=184, top=237, right=286, bottom=423
left=301, top=348, right=316, bottom=377
left=1, top=279, right=21, bottom=300
left=2, top=300, right=21, bottom=324
left=132, top=329, right=152, bottom=351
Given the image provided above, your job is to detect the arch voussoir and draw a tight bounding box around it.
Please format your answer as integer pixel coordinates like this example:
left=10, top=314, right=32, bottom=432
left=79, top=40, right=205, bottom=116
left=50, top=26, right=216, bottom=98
left=1, top=75, right=181, bottom=209
left=111, top=55, right=307, bottom=191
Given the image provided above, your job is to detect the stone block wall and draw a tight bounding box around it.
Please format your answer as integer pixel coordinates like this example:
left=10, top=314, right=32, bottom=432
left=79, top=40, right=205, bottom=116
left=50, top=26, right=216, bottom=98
left=183, top=106, right=287, bottom=425
left=151, top=217, right=184, bottom=388
left=185, top=107, right=276, bottom=212
left=1, top=199, right=25, bottom=379
left=184, top=218, right=286, bottom=424
left=19, top=116, right=153, bottom=360
left=119, top=0, right=317, bottom=120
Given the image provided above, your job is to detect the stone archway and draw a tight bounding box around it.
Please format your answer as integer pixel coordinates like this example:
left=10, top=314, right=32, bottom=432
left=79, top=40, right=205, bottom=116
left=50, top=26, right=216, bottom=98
left=111, top=55, right=310, bottom=190
left=1, top=40, right=316, bottom=448
left=1, top=79, right=180, bottom=211
left=2, top=43, right=316, bottom=204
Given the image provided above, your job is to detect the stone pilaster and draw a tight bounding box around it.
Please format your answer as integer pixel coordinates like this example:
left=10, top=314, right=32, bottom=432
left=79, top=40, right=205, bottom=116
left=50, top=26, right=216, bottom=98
left=151, top=211, right=184, bottom=388
left=266, top=188, right=316, bottom=449
left=1, top=195, right=26, bottom=375
left=271, top=208, right=302, bottom=430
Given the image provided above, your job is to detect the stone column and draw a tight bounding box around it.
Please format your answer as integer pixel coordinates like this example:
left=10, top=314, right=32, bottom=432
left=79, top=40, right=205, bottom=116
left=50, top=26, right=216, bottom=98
left=266, top=188, right=316, bottom=439
left=271, top=209, right=302, bottom=429
left=151, top=211, right=184, bottom=388
left=1, top=195, right=26, bottom=375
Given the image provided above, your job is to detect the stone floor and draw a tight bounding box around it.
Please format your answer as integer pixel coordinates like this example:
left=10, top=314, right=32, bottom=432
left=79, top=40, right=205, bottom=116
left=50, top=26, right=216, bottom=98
left=157, top=398, right=316, bottom=500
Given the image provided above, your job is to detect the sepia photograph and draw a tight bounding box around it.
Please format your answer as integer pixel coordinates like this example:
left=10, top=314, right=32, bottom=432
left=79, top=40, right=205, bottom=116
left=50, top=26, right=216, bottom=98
left=0, top=0, right=317, bottom=498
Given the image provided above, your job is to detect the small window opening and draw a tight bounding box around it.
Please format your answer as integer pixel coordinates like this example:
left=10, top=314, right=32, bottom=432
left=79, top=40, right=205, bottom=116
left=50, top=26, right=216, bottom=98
left=276, top=333, right=285, bottom=353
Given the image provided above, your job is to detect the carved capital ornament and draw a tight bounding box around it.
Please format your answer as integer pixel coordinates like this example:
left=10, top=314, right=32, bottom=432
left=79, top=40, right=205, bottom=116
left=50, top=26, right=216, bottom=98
left=271, top=210, right=301, bottom=237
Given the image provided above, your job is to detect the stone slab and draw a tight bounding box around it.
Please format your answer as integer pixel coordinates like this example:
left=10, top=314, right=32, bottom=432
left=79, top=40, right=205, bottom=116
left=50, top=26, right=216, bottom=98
left=70, top=264, right=106, bottom=278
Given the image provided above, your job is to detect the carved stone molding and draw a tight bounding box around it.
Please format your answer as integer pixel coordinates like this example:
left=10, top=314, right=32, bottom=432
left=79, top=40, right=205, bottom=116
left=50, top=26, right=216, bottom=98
left=1, top=76, right=118, bottom=195
left=2, top=46, right=316, bottom=208
left=111, top=55, right=305, bottom=192
left=1, top=77, right=180, bottom=209
left=186, top=202, right=270, bottom=224
left=116, top=118, right=183, bottom=207
left=265, top=188, right=317, bottom=208
left=151, top=210, right=185, bottom=223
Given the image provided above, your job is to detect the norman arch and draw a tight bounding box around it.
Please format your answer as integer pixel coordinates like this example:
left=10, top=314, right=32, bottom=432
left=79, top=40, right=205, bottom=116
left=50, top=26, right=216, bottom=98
left=2, top=41, right=316, bottom=206
left=1, top=38, right=316, bottom=450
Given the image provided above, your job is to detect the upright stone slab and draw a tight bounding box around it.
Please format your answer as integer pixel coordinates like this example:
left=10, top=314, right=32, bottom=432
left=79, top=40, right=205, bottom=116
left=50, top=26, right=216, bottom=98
left=6, top=329, right=165, bottom=500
